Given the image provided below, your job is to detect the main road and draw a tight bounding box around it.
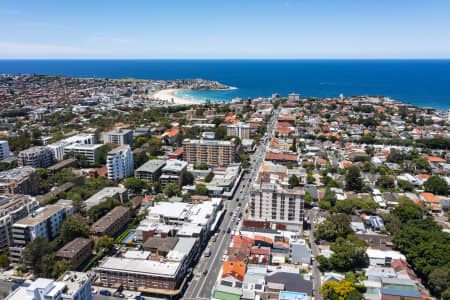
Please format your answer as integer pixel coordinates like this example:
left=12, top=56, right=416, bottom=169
left=183, top=107, right=279, bottom=300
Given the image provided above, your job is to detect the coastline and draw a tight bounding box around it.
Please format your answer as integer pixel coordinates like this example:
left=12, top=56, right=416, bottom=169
left=151, top=89, right=201, bottom=105
left=151, top=86, right=237, bottom=105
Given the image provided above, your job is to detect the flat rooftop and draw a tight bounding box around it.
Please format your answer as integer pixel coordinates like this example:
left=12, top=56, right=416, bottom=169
left=108, top=145, right=131, bottom=154
left=99, top=257, right=180, bottom=278
left=85, top=186, right=126, bottom=209
left=14, top=205, right=64, bottom=226
left=135, top=159, right=166, bottom=173
left=0, top=166, right=35, bottom=181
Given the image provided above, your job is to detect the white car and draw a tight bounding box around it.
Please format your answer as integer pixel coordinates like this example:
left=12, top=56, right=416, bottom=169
left=91, top=288, right=97, bottom=294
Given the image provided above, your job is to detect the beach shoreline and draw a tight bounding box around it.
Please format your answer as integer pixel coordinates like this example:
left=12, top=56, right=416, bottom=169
left=151, top=88, right=200, bottom=105
left=151, top=86, right=237, bottom=105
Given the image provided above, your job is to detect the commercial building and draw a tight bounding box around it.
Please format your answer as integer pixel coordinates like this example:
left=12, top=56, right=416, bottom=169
left=18, top=146, right=54, bottom=168
left=56, top=237, right=93, bottom=269
left=0, top=166, right=40, bottom=195
left=182, top=138, right=237, bottom=166
left=0, top=194, right=38, bottom=254
left=47, top=133, right=96, bottom=161
left=63, top=143, right=103, bottom=164
left=134, top=159, right=166, bottom=183
left=102, top=128, right=133, bottom=145
left=90, top=206, right=130, bottom=237
left=5, top=271, right=93, bottom=300
left=249, top=182, right=305, bottom=225
left=84, top=186, right=128, bottom=210
left=0, top=140, right=10, bottom=161
left=227, top=122, right=252, bottom=139
left=10, top=204, right=73, bottom=263
left=160, top=159, right=187, bottom=187
left=97, top=257, right=184, bottom=295
left=106, top=145, right=133, bottom=181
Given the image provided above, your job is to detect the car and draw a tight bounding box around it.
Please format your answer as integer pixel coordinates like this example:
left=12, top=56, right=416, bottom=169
left=4, top=277, right=13, bottom=282
left=100, top=290, right=112, bottom=296
left=203, top=270, right=208, bottom=275
left=227, top=228, right=231, bottom=233
left=211, top=235, right=217, bottom=242
left=222, top=254, right=228, bottom=261
left=91, top=288, right=98, bottom=294
left=135, top=297, right=145, bottom=300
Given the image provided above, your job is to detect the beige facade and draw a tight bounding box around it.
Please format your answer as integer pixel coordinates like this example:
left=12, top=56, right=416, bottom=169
left=182, top=138, right=236, bottom=166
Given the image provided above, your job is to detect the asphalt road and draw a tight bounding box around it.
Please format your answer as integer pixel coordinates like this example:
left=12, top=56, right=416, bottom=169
left=183, top=108, right=279, bottom=300
left=309, top=210, right=323, bottom=300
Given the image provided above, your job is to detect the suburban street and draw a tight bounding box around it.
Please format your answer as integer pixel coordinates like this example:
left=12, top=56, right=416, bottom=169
left=183, top=108, right=279, bottom=299
left=309, top=210, right=323, bottom=300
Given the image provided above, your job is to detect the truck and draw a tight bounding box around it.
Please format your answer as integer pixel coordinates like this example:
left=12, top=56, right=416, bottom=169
left=204, top=247, right=211, bottom=257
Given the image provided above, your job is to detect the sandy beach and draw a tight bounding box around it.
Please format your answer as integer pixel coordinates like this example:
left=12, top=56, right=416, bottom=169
left=151, top=89, right=200, bottom=105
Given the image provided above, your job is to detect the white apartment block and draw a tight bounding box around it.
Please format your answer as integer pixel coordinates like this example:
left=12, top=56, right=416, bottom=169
left=102, top=128, right=133, bottom=145
left=6, top=271, right=93, bottom=300
left=0, top=140, right=10, bottom=161
left=48, top=133, right=96, bottom=161
left=106, top=145, right=134, bottom=181
left=288, top=92, right=300, bottom=101
left=9, top=204, right=73, bottom=263
left=227, top=122, right=252, bottom=140
left=249, top=182, right=305, bottom=225
left=63, top=143, right=103, bottom=164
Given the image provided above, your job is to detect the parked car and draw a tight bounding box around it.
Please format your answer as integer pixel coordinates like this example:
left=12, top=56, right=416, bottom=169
left=100, top=290, right=112, bottom=296
left=135, top=296, right=145, bottom=300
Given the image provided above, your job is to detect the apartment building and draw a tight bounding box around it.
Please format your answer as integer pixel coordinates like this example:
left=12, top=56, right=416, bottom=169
left=102, top=128, right=133, bottom=145
left=90, top=206, right=130, bottom=237
left=0, top=140, right=10, bottom=161
left=160, top=159, right=187, bottom=187
left=63, top=143, right=103, bottom=164
left=134, top=159, right=166, bottom=183
left=10, top=204, right=73, bottom=263
left=48, top=133, right=96, bottom=160
left=182, top=138, right=237, bottom=166
left=6, top=271, right=93, bottom=300
left=227, top=122, right=252, bottom=139
left=18, top=146, right=54, bottom=168
left=97, top=257, right=184, bottom=294
left=0, top=194, right=38, bottom=254
left=106, top=145, right=133, bottom=181
left=249, top=182, right=305, bottom=225
left=56, top=237, right=93, bottom=269
left=0, top=167, right=40, bottom=195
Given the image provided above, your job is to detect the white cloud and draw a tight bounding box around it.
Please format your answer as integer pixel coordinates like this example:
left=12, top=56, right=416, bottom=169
left=0, top=41, right=109, bottom=58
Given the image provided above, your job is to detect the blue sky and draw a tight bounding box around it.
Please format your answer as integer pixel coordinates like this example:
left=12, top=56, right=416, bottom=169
left=1, top=0, right=450, bottom=59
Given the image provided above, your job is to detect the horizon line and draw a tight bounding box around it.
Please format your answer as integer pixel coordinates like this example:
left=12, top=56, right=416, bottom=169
left=1, top=57, right=450, bottom=60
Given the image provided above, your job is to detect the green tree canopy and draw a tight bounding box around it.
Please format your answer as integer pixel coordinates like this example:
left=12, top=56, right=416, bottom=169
left=163, top=183, right=181, bottom=197
left=392, top=197, right=424, bottom=223
left=345, top=166, right=363, bottom=192
left=124, top=177, right=146, bottom=193
left=424, top=175, right=449, bottom=195
left=288, top=175, right=299, bottom=188
left=60, top=216, right=90, bottom=244
left=205, top=171, right=214, bottom=183
left=314, top=213, right=353, bottom=242
left=195, top=183, right=208, bottom=195
left=183, top=171, right=195, bottom=185
left=94, top=235, right=115, bottom=252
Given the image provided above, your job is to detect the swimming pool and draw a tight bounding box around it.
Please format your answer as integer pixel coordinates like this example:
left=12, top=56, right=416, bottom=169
left=123, top=232, right=135, bottom=243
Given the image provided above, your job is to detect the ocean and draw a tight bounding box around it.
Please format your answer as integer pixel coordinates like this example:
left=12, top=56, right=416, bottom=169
left=1, top=59, right=449, bottom=109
